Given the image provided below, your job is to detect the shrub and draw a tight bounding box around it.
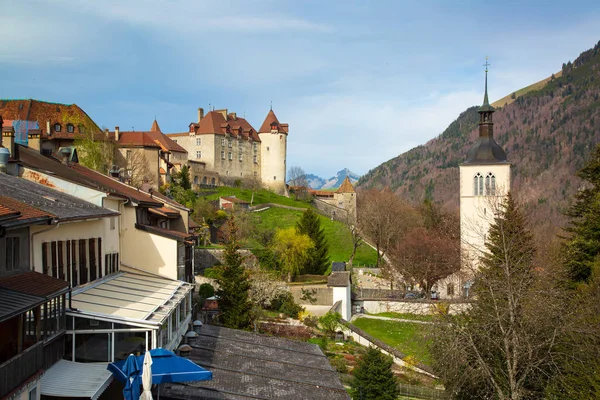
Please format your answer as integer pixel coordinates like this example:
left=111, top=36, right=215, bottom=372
left=319, top=311, right=342, bottom=338
left=270, top=291, right=303, bottom=318
left=204, top=267, right=221, bottom=279
left=198, top=283, right=215, bottom=299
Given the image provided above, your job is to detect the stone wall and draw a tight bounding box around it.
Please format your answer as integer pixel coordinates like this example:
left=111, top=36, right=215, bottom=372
left=354, top=299, right=472, bottom=315
left=312, top=198, right=349, bottom=223
left=288, top=285, right=333, bottom=306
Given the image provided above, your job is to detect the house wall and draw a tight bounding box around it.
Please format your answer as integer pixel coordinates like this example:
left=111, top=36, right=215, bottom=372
left=0, top=228, right=30, bottom=276
left=29, top=219, right=117, bottom=273
left=189, top=161, right=219, bottom=187
left=117, top=147, right=160, bottom=188
left=332, top=286, right=351, bottom=320
left=259, top=131, right=287, bottom=194
left=120, top=207, right=178, bottom=280
left=459, top=163, right=510, bottom=270
left=8, top=376, right=41, bottom=400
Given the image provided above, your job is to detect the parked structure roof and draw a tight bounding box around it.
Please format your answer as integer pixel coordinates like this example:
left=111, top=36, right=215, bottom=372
left=160, top=324, right=349, bottom=400
left=70, top=272, right=192, bottom=326
left=0, top=173, right=119, bottom=222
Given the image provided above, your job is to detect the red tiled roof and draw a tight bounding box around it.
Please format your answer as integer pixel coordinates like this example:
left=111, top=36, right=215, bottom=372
left=196, top=111, right=261, bottom=141
left=165, top=132, right=189, bottom=138
left=135, top=223, right=194, bottom=241
left=221, top=196, right=249, bottom=204
left=0, top=204, right=19, bottom=219
left=0, top=195, right=55, bottom=222
left=0, top=271, right=69, bottom=297
left=114, top=131, right=161, bottom=148
left=145, top=127, right=187, bottom=154
left=259, top=109, right=288, bottom=134
left=0, top=99, right=103, bottom=140
left=337, top=177, right=356, bottom=193
left=151, top=119, right=161, bottom=132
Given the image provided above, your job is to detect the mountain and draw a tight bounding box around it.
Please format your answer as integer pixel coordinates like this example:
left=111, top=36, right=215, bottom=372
left=306, top=169, right=361, bottom=190
left=357, top=40, right=600, bottom=232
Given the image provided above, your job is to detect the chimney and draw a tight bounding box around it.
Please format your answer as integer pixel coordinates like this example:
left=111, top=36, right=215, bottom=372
left=46, top=120, right=51, bottom=136
left=28, top=129, right=41, bottom=152
left=115, top=126, right=120, bottom=141
left=104, top=128, right=109, bottom=139
left=198, top=108, right=204, bottom=123
left=2, top=126, right=15, bottom=157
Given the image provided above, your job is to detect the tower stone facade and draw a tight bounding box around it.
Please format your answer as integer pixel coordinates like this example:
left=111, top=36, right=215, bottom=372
left=258, top=110, right=288, bottom=195
left=439, top=65, right=511, bottom=299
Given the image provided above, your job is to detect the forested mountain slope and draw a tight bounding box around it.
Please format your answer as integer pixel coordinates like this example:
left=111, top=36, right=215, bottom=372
left=358, top=40, right=600, bottom=231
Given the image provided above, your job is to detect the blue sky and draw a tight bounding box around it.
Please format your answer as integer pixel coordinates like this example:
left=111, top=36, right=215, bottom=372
left=2, top=1, right=599, bottom=178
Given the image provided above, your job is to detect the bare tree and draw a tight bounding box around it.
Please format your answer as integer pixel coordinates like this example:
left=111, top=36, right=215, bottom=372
left=287, top=166, right=309, bottom=187
left=357, top=188, right=420, bottom=268
left=115, top=149, right=155, bottom=188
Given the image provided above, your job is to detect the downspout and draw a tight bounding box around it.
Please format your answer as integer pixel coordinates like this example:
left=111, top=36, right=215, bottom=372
left=118, top=197, right=130, bottom=270
left=30, top=218, right=60, bottom=272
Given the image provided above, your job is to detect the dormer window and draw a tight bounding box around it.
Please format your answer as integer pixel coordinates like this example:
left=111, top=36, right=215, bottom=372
left=54, top=123, right=62, bottom=132
left=66, top=123, right=74, bottom=133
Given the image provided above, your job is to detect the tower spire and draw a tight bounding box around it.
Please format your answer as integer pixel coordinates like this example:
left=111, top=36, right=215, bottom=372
left=483, top=56, right=490, bottom=106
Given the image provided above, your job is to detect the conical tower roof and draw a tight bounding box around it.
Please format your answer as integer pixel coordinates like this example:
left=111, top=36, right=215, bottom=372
left=337, top=177, right=355, bottom=193
left=259, top=110, right=280, bottom=133
left=150, top=119, right=161, bottom=132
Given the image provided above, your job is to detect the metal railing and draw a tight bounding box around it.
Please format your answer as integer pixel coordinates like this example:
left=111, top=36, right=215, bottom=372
left=0, top=341, right=44, bottom=398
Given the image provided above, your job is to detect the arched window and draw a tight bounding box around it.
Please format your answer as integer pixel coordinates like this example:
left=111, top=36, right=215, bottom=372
left=473, top=173, right=484, bottom=196
left=486, top=172, right=496, bottom=195
left=193, top=176, right=198, bottom=185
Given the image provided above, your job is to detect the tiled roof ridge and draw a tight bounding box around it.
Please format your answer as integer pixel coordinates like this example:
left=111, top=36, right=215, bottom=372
left=0, top=98, right=73, bottom=107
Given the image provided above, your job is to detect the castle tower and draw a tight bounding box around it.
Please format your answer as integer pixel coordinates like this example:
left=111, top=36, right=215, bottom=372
left=258, top=109, right=289, bottom=195
left=459, top=59, right=511, bottom=273
left=334, top=176, right=357, bottom=223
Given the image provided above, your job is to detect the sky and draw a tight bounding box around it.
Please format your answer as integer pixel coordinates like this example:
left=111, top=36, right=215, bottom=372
left=2, top=1, right=600, bottom=178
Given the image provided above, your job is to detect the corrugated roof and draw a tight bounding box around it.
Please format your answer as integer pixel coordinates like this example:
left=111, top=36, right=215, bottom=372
left=0, top=287, right=45, bottom=322
left=41, top=360, right=113, bottom=400
left=0, top=173, right=119, bottom=222
left=70, top=272, right=192, bottom=325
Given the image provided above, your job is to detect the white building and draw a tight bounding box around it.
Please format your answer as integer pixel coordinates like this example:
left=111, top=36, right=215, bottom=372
left=440, top=67, right=511, bottom=299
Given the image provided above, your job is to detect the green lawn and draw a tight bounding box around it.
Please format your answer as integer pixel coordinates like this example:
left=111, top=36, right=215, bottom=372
left=352, top=318, right=432, bottom=365
left=372, top=312, right=434, bottom=322
left=248, top=207, right=378, bottom=268
left=197, top=187, right=310, bottom=208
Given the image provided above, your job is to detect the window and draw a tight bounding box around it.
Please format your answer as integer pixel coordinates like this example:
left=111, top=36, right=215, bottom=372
left=228, top=152, right=232, bottom=160
left=221, top=138, right=225, bottom=147
left=193, top=176, right=198, bottom=184
left=67, top=123, right=75, bottom=133
left=228, top=140, right=232, bottom=148
left=110, top=216, right=116, bottom=230
left=273, top=176, right=276, bottom=180
left=54, top=123, right=61, bottom=132
left=126, top=150, right=132, bottom=160
left=253, top=155, right=258, bottom=164
left=196, top=150, right=201, bottom=159
left=239, top=153, right=243, bottom=161
left=6, top=236, right=20, bottom=270
left=253, top=171, right=257, bottom=177
left=29, top=386, right=37, bottom=400
left=196, top=138, right=201, bottom=146
left=486, top=172, right=496, bottom=195
left=447, top=283, right=455, bottom=296
left=267, top=146, right=270, bottom=151
left=473, top=173, right=484, bottom=196
left=220, top=150, right=225, bottom=160
left=253, top=143, right=258, bottom=152
left=173, top=139, right=177, bottom=143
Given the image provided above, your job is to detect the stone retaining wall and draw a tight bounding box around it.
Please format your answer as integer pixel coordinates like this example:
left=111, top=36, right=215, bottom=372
left=355, top=299, right=472, bottom=315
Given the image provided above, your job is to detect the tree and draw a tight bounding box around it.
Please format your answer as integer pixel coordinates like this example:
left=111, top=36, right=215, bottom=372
left=563, top=144, right=600, bottom=283
left=350, top=347, right=399, bottom=400
left=215, top=217, right=253, bottom=329
left=431, top=194, right=563, bottom=399
left=296, top=208, right=329, bottom=275
left=115, top=149, right=154, bottom=188
left=387, top=200, right=460, bottom=292
left=177, top=165, right=192, bottom=190
left=74, top=132, right=115, bottom=174
left=287, top=166, right=309, bottom=187
left=357, top=188, right=420, bottom=268
left=271, top=227, right=313, bottom=282
left=318, top=311, right=341, bottom=338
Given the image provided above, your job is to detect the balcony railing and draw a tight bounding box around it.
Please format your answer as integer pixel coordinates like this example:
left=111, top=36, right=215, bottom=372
left=0, top=341, right=44, bottom=398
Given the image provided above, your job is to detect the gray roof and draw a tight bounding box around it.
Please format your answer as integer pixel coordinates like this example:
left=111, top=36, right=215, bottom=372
left=160, top=325, right=349, bottom=400
left=0, top=287, right=44, bottom=322
left=327, top=271, right=351, bottom=287
left=0, top=173, right=118, bottom=222
left=331, top=262, right=346, bottom=272
left=464, top=137, right=508, bottom=165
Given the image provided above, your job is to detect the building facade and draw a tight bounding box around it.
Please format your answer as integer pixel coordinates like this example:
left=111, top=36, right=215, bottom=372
left=167, top=107, right=288, bottom=194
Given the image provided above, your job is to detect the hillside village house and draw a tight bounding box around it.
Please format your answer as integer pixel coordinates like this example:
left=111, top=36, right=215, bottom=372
left=109, top=120, right=188, bottom=189
left=0, top=137, right=197, bottom=398
left=167, top=107, right=289, bottom=194
left=0, top=196, right=70, bottom=400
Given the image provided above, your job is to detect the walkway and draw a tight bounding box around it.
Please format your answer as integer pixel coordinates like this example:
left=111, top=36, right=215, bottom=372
left=350, top=313, right=434, bottom=325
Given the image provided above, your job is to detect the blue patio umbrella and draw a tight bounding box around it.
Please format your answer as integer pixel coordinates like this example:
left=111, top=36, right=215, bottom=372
left=108, top=348, right=212, bottom=385
left=122, top=354, right=142, bottom=400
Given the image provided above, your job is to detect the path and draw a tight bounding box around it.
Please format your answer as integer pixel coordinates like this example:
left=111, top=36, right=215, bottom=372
left=351, top=314, right=434, bottom=325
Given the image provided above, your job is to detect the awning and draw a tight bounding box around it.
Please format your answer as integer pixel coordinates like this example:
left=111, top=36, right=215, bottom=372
left=69, top=272, right=193, bottom=325
left=41, top=360, right=113, bottom=400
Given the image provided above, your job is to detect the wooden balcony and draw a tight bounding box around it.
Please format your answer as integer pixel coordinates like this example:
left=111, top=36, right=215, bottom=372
left=0, top=341, right=43, bottom=398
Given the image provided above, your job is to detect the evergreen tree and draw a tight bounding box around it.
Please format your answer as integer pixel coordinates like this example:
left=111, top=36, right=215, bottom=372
left=350, top=347, right=398, bottom=400
left=178, top=165, right=192, bottom=190
left=431, top=194, right=561, bottom=399
left=296, top=208, right=329, bottom=274
left=215, top=216, right=253, bottom=329
left=564, top=144, right=600, bottom=283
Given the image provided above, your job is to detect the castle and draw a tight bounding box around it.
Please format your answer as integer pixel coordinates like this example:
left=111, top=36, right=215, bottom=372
left=167, top=108, right=289, bottom=195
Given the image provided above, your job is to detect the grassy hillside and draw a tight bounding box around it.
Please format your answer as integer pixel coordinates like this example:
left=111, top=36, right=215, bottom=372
left=249, top=207, right=378, bottom=267
left=197, top=186, right=310, bottom=208
left=492, top=71, right=562, bottom=108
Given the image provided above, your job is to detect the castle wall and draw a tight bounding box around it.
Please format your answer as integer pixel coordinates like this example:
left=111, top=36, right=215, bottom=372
left=259, top=131, right=287, bottom=194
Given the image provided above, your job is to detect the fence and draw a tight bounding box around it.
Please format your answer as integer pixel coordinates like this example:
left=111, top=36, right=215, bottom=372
left=397, top=383, right=448, bottom=400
